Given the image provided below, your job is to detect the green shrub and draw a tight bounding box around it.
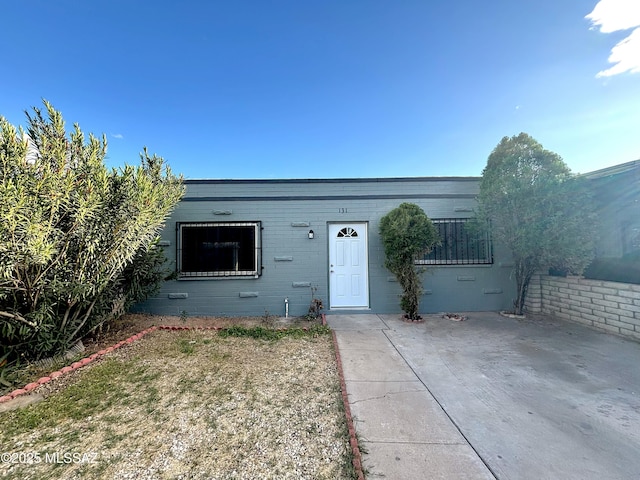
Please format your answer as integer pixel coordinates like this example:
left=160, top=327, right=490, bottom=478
left=379, top=203, right=439, bottom=320
left=476, top=133, right=595, bottom=314
left=0, top=102, right=184, bottom=363
left=219, top=325, right=330, bottom=340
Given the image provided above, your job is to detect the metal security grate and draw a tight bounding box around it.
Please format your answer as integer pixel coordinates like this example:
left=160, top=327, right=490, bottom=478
left=418, top=218, right=492, bottom=265
left=177, top=222, right=262, bottom=278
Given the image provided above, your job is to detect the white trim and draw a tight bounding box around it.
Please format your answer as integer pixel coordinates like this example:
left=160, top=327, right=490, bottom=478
left=328, top=222, right=370, bottom=309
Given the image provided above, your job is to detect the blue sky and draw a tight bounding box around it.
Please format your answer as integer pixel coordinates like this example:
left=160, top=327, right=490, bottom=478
left=2, top=0, right=639, bottom=179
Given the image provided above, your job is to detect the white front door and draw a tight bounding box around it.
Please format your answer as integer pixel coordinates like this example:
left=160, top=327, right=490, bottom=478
left=329, top=223, right=369, bottom=308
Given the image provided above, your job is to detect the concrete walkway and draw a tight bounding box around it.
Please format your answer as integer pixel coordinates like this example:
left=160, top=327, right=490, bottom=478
left=328, top=314, right=494, bottom=479
left=328, top=312, right=640, bottom=480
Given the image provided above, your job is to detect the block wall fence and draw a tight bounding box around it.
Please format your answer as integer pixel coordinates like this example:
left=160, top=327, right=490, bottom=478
left=525, top=274, right=640, bottom=342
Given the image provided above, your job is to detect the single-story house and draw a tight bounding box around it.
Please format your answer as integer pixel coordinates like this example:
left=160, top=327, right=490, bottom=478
left=134, top=176, right=518, bottom=317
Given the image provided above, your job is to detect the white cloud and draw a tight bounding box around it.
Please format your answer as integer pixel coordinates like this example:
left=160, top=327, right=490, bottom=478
left=597, top=28, right=640, bottom=77
left=111, top=133, right=124, bottom=139
left=586, top=0, right=640, bottom=33
left=586, top=0, right=640, bottom=77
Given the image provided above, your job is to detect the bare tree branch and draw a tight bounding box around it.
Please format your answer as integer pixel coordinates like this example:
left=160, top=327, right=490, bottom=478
left=0, top=311, right=37, bottom=328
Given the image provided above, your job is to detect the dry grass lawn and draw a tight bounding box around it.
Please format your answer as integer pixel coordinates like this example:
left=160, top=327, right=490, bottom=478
left=0, top=322, right=356, bottom=479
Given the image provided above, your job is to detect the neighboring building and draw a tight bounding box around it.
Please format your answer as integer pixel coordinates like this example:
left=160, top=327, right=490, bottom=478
left=134, top=177, right=517, bottom=317
left=584, top=160, right=640, bottom=259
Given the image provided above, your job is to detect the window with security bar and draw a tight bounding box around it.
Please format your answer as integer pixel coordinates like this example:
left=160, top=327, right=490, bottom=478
left=417, top=218, right=492, bottom=265
left=177, top=222, right=262, bottom=278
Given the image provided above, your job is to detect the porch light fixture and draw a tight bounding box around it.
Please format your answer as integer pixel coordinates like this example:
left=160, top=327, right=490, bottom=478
left=308, top=230, right=314, bottom=239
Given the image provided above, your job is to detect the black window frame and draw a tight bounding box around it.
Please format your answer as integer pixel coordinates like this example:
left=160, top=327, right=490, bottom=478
left=417, top=218, right=493, bottom=265
left=177, top=221, right=262, bottom=278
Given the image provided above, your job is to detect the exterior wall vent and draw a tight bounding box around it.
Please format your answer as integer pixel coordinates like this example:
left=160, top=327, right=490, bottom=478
left=168, top=293, right=188, bottom=299
left=484, top=288, right=503, bottom=294
left=457, top=275, right=476, bottom=281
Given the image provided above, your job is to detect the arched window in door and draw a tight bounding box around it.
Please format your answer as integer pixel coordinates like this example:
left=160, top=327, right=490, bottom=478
left=337, top=227, right=358, bottom=238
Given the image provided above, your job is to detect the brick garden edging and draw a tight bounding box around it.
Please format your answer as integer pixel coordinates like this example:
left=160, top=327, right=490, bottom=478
left=0, top=325, right=164, bottom=403
left=323, top=314, right=366, bottom=480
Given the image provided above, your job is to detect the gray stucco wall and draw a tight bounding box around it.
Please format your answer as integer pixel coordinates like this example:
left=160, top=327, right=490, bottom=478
left=587, top=162, right=640, bottom=258
left=134, top=177, right=517, bottom=317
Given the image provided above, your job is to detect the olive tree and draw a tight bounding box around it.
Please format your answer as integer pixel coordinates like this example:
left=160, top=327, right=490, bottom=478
left=476, top=133, right=595, bottom=315
left=379, top=203, right=439, bottom=320
left=0, top=102, right=184, bottom=361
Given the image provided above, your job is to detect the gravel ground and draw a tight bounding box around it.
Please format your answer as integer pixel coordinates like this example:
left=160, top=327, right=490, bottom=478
left=0, top=316, right=355, bottom=480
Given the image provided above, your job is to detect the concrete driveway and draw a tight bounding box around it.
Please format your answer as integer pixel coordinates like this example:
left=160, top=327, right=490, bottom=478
left=329, top=312, right=640, bottom=480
